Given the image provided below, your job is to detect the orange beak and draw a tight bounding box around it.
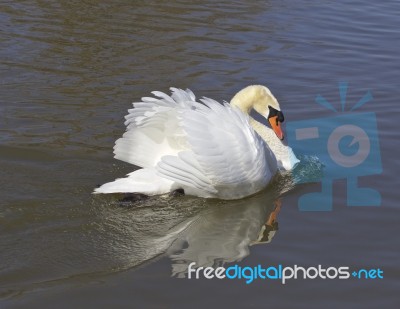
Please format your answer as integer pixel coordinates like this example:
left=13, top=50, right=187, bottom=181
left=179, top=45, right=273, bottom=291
left=268, top=116, right=284, bottom=140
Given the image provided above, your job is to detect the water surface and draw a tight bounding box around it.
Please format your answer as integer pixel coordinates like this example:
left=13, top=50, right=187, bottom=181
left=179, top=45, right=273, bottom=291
left=1, top=0, right=399, bottom=308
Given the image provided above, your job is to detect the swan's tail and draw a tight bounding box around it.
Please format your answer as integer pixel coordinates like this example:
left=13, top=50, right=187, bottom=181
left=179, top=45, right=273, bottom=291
left=93, top=168, right=174, bottom=195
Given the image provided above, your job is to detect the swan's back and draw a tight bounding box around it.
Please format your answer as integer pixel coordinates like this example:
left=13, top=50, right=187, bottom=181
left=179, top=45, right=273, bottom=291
left=109, top=88, right=277, bottom=199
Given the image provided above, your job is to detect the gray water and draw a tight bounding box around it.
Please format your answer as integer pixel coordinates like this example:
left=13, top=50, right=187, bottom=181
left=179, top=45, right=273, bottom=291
left=1, top=0, right=400, bottom=308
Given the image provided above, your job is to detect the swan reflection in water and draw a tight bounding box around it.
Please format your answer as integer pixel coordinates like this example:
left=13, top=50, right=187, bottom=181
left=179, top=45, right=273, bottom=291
left=167, top=195, right=282, bottom=277
left=98, top=175, right=292, bottom=278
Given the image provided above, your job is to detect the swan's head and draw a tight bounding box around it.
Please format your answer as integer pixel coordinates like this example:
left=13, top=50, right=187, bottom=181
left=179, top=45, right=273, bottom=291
left=230, top=85, right=285, bottom=140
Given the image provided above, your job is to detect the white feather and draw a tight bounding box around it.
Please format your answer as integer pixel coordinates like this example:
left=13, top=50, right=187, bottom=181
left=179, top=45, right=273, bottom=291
left=94, top=168, right=174, bottom=195
left=95, top=86, right=298, bottom=199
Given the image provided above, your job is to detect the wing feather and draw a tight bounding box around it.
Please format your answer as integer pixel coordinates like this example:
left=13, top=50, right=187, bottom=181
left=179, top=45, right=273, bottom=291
left=156, top=96, right=277, bottom=198
left=113, top=88, right=276, bottom=199
left=113, top=88, right=196, bottom=168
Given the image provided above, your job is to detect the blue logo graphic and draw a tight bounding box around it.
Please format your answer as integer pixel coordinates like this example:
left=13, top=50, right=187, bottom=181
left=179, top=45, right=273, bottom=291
left=287, top=82, right=382, bottom=211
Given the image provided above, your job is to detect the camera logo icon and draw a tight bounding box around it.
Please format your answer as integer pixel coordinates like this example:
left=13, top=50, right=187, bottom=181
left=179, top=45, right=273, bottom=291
left=327, top=124, right=370, bottom=168
left=287, top=82, right=382, bottom=211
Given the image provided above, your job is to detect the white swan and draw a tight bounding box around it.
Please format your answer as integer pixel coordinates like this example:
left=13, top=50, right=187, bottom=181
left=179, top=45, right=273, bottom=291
left=94, top=85, right=299, bottom=199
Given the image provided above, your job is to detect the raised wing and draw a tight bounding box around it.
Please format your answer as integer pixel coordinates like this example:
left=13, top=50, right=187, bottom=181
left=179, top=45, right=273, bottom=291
left=156, top=96, right=277, bottom=199
left=113, top=88, right=196, bottom=168
left=113, top=88, right=277, bottom=199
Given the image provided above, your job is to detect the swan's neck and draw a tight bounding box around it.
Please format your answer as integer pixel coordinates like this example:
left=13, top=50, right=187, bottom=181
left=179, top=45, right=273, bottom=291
left=248, top=117, right=277, bottom=144
left=230, top=85, right=268, bottom=114
left=230, top=85, right=278, bottom=143
left=230, top=84, right=284, bottom=145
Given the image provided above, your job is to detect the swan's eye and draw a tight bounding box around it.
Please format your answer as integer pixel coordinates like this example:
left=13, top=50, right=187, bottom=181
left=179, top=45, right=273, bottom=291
left=268, top=106, right=278, bottom=118
left=268, top=106, right=284, bottom=123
